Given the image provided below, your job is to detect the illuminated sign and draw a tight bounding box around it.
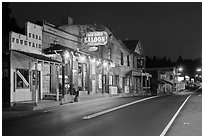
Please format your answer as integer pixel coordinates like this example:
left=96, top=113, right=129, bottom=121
left=82, top=31, right=108, bottom=46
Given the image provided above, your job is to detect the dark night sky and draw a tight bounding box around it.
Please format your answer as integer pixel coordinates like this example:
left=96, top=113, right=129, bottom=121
left=9, top=2, right=202, bottom=61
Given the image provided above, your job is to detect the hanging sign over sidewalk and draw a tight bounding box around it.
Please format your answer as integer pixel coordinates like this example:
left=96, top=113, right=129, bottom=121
left=82, top=31, right=108, bottom=46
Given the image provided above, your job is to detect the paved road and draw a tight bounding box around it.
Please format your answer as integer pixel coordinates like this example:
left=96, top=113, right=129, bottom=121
left=166, top=88, right=202, bottom=136
left=3, top=93, right=191, bottom=136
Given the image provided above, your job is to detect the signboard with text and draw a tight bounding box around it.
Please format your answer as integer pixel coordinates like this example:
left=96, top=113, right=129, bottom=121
left=82, top=31, right=108, bottom=46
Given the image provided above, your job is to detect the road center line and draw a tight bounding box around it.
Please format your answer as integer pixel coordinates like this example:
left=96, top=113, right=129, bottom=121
left=160, top=95, right=191, bottom=136
left=82, top=95, right=159, bottom=120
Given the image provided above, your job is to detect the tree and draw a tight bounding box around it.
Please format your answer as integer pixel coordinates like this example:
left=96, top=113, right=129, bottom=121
left=2, top=3, right=23, bottom=52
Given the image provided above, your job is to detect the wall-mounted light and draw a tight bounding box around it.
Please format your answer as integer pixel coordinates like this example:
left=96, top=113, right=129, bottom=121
left=90, top=58, right=96, bottom=63
left=64, top=51, right=70, bottom=59
left=103, top=61, right=108, bottom=67
left=110, top=62, right=115, bottom=68
left=79, top=55, right=86, bottom=62
left=178, top=67, right=183, bottom=72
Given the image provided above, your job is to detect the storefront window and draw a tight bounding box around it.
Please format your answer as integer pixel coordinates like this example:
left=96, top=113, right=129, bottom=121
left=98, top=74, right=102, bottom=89
left=109, top=75, right=113, bottom=85
left=115, top=75, right=119, bottom=86
left=16, top=69, right=29, bottom=89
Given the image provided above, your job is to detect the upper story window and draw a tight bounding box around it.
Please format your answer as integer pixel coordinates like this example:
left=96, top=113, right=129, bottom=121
left=121, top=52, right=124, bottom=65
left=24, top=41, right=27, bottom=45
left=39, top=36, right=41, bottom=40
left=127, top=55, right=130, bottom=67
left=16, top=39, right=19, bottom=44
left=36, top=35, right=38, bottom=39
left=38, top=44, right=41, bottom=48
left=12, top=37, right=15, bottom=42
left=29, top=33, right=31, bottom=38
left=32, top=34, right=35, bottom=39
left=32, top=43, right=35, bottom=47
left=29, top=42, right=31, bottom=46
left=20, top=40, right=23, bottom=45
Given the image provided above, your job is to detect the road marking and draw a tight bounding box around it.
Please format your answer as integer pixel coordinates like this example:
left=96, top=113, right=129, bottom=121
left=82, top=95, right=159, bottom=120
left=160, top=95, right=191, bottom=136
left=194, top=86, right=202, bottom=92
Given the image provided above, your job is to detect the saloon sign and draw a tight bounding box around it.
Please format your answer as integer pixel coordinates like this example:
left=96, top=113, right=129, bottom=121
left=82, top=31, right=108, bottom=46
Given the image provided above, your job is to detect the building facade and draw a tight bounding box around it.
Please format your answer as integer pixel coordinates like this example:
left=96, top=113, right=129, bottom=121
left=8, top=22, right=61, bottom=106
left=146, top=67, right=180, bottom=94
left=4, top=18, right=151, bottom=106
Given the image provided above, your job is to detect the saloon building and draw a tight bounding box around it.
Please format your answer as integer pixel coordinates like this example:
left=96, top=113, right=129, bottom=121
left=4, top=17, right=152, bottom=106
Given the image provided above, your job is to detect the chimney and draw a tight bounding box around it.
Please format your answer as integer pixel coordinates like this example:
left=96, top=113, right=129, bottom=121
left=61, top=17, right=73, bottom=25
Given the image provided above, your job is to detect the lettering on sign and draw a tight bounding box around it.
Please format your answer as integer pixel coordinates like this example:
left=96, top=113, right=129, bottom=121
left=82, top=31, right=108, bottom=46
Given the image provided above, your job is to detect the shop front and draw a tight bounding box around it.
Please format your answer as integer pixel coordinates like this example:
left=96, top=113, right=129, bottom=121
left=127, top=70, right=144, bottom=93
left=10, top=50, right=60, bottom=105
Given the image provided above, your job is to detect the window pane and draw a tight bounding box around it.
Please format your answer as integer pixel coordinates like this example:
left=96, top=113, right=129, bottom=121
left=12, top=37, right=15, bottom=42
left=109, top=75, right=113, bottom=85
left=16, top=69, right=29, bottom=88
left=20, top=40, right=23, bottom=44
left=24, top=41, right=27, bottom=45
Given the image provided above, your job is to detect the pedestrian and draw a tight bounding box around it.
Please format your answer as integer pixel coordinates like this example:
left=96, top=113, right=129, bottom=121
left=74, top=86, right=79, bottom=102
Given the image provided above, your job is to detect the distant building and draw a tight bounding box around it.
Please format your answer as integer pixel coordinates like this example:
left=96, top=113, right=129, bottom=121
left=146, top=67, right=184, bottom=95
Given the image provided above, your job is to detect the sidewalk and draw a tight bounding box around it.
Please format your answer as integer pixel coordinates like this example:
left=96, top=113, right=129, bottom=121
left=166, top=90, right=202, bottom=136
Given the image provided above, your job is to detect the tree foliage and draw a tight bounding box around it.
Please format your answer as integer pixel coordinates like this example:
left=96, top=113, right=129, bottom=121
left=146, top=55, right=202, bottom=77
left=2, top=3, right=23, bottom=52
